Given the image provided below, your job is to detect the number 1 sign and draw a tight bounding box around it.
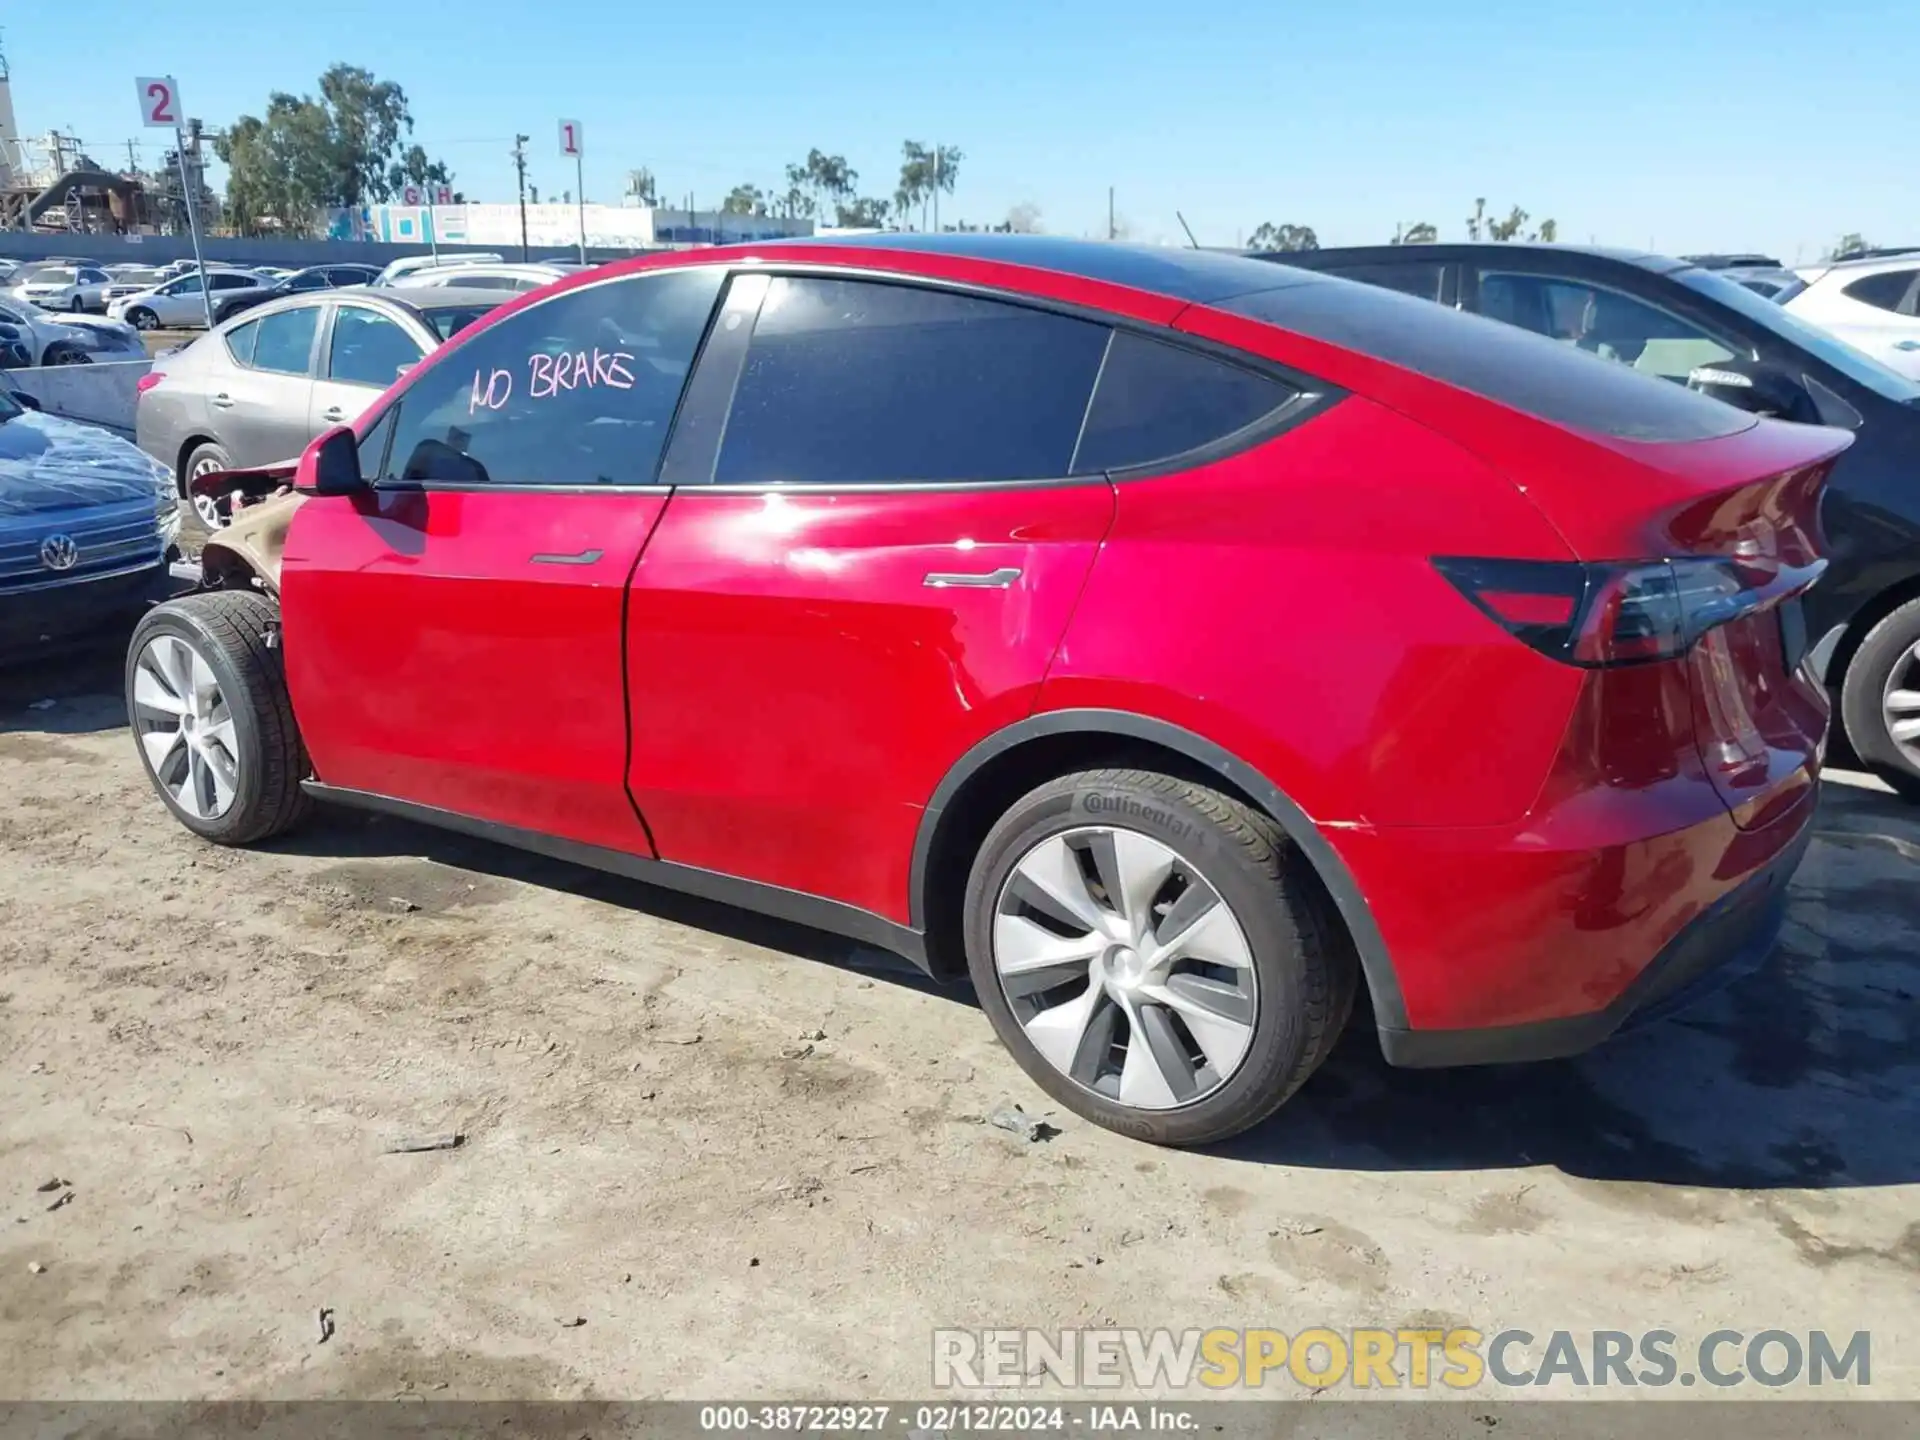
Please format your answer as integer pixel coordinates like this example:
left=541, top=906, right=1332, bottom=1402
left=137, top=77, right=182, bottom=128
left=559, top=120, right=583, bottom=158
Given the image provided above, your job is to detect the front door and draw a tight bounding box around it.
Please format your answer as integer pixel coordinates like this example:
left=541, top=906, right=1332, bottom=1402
left=281, top=265, right=728, bottom=852
left=625, top=272, right=1119, bottom=920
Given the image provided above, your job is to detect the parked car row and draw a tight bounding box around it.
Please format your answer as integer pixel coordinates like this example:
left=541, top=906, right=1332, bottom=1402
left=1260, top=241, right=1920, bottom=801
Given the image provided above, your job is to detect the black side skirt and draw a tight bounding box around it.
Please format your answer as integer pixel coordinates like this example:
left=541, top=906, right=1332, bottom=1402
left=300, top=782, right=931, bottom=972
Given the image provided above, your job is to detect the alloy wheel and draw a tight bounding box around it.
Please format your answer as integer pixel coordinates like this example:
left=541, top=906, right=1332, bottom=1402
left=189, top=456, right=228, bottom=528
left=132, top=634, right=239, bottom=820
left=991, top=825, right=1258, bottom=1110
left=1885, top=641, right=1920, bottom=769
left=131, top=309, right=159, bottom=331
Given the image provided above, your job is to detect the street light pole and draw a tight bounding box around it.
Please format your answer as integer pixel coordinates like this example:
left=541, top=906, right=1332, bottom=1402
left=512, top=134, right=531, bottom=261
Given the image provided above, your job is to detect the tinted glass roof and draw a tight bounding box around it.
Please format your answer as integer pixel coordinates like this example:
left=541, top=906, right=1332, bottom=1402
left=785, top=233, right=1319, bottom=302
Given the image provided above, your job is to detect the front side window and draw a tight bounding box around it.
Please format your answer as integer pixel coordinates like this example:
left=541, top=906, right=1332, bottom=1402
left=79, top=269, right=109, bottom=286
left=167, top=276, right=202, bottom=295
left=250, top=307, right=320, bottom=376
left=328, top=306, right=425, bottom=387
left=287, top=270, right=331, bottom=292
left=713, top=276, right=1109, bottom=486
left=1477, top=271, right=1737, bottom=383
left=378, top=267, right=725, bottom=487
left=1072, top=332, right=1297, bottom=474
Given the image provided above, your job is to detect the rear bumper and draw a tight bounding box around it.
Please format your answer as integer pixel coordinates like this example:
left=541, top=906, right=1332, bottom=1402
left=1334, top=775, right=1818, bottom=1068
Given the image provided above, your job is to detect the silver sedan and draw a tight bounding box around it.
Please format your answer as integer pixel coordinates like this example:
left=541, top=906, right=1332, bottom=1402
left=135, top=287, right=505, bottom=528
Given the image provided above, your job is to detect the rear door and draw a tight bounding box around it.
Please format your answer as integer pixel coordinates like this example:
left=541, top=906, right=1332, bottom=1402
left=215, top=305, right=322, bottom=467
left=281, top=265, right=726, bottom=851
left=623, top=272, right=1118, bottom=920
left=309, top=302, right=429, bottom=437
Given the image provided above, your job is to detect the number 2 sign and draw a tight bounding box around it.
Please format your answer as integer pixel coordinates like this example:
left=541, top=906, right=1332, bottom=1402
left=559, top=120, right=583, bottom=158
left=137, top=77, right=183, bottom=129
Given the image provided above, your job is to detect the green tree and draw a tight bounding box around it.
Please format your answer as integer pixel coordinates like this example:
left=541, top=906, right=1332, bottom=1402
left=1488, top=205, right=1529, bottom=241
left=1832, top=232, right=1871, bottom=259
left=216, top=63, right=454, bottom=233
left=1465, top=197, right=1487, bottom=241
left=1247, top=222, right=1319, bottom=252
left=1392, top=221, right=1439, bottom=244
left=834, top=195, right=891, bottom=228
left=1534, top=218, right=1558, bottom=243
left=722, top=184, right=768, bottom=216
left=895, top=142, right=962, bottom=229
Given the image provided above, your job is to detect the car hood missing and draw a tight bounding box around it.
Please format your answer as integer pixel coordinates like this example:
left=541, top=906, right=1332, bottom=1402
left=0, top=409, right=171, bottom=518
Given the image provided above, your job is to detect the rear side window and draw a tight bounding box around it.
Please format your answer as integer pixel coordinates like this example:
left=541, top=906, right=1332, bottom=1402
left=212, top=273, right=257, bottom=291
left=251, top=307, right=319, bottom=375
left=377, top=267, right=724, bottom=488
left=713, top=277, right=1109, bottom=486
left=1072, top=332, right=1296, bottom=474
left=328, top=306, right=424, bottom=386
left=1841, top=269, right=1920, bottom=316
left=223, top=319, right=260, bottom=366
left=1220, top=278, right=1756, bottom=442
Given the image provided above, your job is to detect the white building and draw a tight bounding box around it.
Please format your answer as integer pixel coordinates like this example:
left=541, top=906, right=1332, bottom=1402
left=333, top=201, right=812, bottom=250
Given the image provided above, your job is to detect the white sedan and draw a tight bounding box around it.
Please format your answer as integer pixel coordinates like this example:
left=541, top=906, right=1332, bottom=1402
left=1783, top=254, right=1920, bottom=380
left=0, top=294, right=146, bottom=365
left=9, top=263, right=115, bottom=314
left=107, top=270, right=277, bottom=330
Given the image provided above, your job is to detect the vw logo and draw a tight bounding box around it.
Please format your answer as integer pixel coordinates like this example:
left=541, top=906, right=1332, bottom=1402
left=38, top=533, right=79, bottom=572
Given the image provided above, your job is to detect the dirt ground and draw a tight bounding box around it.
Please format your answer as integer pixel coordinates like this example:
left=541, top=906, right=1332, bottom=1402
left=1, top=640, right=1916, bottom=1404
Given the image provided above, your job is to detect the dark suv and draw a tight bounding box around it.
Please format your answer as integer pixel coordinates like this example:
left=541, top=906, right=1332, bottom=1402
left=1259, top=243, right=1920, bottom=799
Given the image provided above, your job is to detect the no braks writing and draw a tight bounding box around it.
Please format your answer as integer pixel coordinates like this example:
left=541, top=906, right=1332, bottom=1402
left=469, top=348, right=638, bottom=413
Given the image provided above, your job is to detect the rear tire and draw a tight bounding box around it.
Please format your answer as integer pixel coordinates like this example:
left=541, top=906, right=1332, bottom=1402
left=184, top=441, right=234, bottom=530
left=126, top=591, right=311, bottom=845
left=69, top=295, right=85, bottom=313
left=964, top=768, right=1353, bottom=1146
left=1840, top=596, right=1920, bottom=803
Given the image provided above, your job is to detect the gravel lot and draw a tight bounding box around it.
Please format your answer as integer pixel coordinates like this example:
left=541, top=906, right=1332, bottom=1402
left=1, top=640, right=1916, bottom=1403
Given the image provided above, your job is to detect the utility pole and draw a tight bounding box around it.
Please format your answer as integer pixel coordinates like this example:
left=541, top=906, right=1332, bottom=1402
left=125, top=138, right=140, bottom=174
left=512, top=134, right=530, bottom=260
left=932, top=144, right=941, bottom=234
left=1108, top=187, right=1115, bottom=241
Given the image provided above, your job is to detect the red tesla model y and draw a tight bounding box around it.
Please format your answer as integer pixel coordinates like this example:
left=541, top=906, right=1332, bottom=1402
left=127, top=236, right=1849, bottom=1144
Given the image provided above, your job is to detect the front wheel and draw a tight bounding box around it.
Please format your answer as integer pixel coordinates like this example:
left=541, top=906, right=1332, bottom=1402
left=69, top=295, right=86, bottom=313
left=126, top=591, right=312, bottom=845
left=128, top=306, right=160, bottom=332
left=42, top=343, right=91, bottom=365
left=1840, top=596, right=1920, bottom=803
left=964, top=768, right=1354, bottom=1146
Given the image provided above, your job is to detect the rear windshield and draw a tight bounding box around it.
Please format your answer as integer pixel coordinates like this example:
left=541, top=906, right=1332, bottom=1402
left=1219, top=275, right=1757, bottom=442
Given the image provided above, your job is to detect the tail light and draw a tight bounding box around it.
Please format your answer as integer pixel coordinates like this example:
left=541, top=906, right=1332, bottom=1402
left=135, top=372, right=164, bottom=396
left=1433, top=554, right=1825, bottom=669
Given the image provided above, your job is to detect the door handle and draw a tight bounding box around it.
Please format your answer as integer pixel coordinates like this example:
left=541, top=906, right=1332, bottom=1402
left=209, top=393, right=234, bottom=409
left=924, top=566, right=1021, bottom=589
left=529, top=548, right=603, bottom=566
left=321, top=406, right=347, bottom=422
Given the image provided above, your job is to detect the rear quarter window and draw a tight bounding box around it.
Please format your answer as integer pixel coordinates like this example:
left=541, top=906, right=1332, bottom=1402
left=1072, top=332, right=1298, bottom=474
left=1220, top=277, right=1756, bottom=442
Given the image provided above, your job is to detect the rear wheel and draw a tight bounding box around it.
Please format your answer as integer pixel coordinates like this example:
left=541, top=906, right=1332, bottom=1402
left=1841, top=596, right=1920, bottom=803
left=69, top=295, right=85, bottom=313
left=964, top=768, right=1353, bottom=1146
left=126, top=591, right=311, bottom=845
left=184, top=441, right=233, bottom=530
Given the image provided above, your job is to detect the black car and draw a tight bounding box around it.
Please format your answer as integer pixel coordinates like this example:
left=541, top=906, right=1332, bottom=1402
left=1255, top=243, right=1920, bottom=800
left=212, top=265, right=383, bottom=325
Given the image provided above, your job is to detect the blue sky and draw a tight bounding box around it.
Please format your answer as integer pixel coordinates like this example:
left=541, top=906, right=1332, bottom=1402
left=3, top=0, right=1911, bottom=260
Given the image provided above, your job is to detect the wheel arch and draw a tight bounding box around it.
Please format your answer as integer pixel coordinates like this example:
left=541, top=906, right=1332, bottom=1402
left=175, top=433, right=222, bottom=492
left=1823, top=566, right=1920, bottom=697
left=908, top=708, right=1405, bottom=1029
